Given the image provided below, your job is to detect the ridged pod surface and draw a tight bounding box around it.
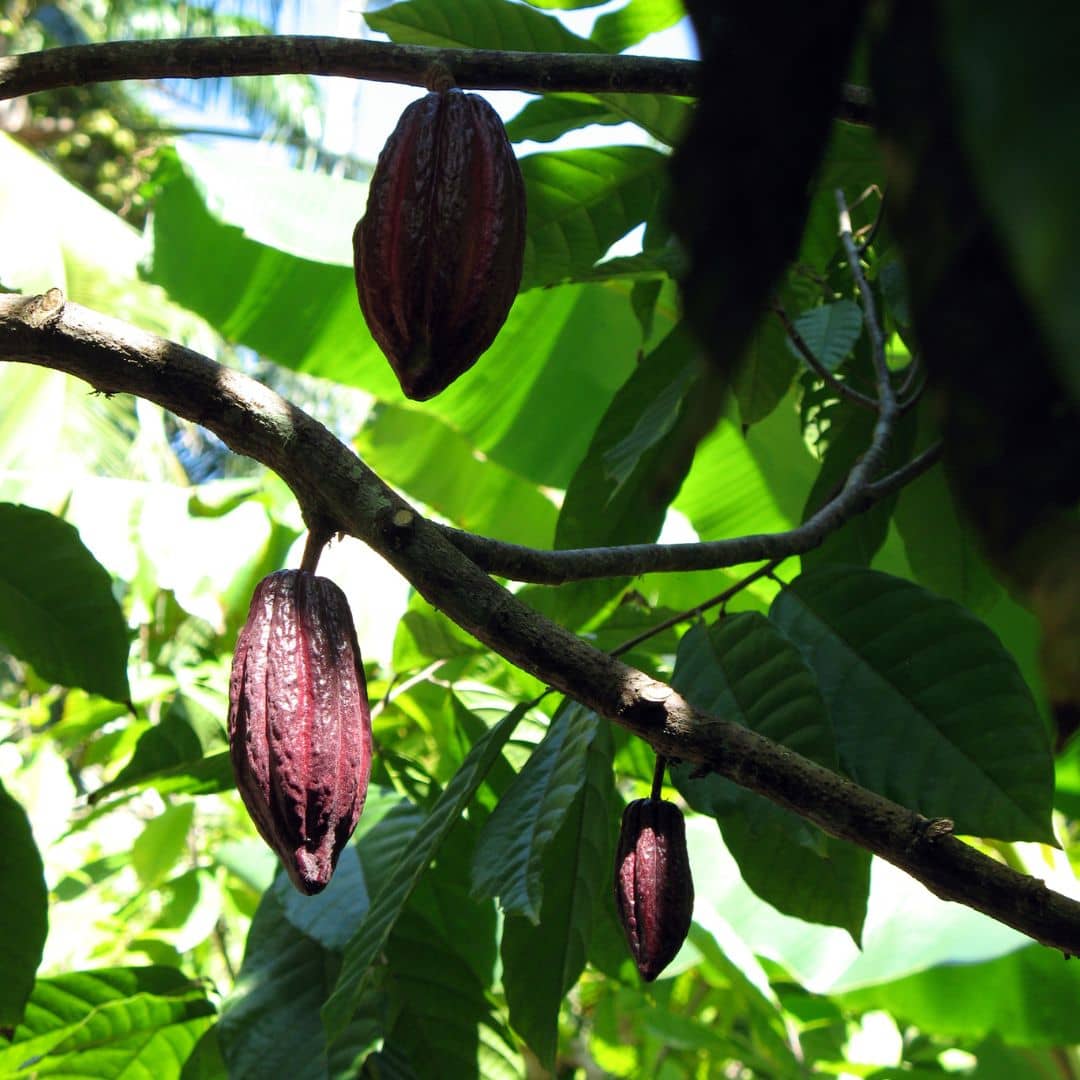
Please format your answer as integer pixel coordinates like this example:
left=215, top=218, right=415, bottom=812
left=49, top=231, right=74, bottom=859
left=614, top=798, right=695, bottom=981
left=228, top=570, right=372, bottom=895
left=353, top=87, right=526, bottom=401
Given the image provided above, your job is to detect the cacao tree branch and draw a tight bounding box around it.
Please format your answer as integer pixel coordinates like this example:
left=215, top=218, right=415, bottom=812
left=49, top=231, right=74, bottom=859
left=1, top=290, right=1076, bottom=955
left=0, top=35, right=874, bottom=122
left=435, top=441, right=942, bottom=583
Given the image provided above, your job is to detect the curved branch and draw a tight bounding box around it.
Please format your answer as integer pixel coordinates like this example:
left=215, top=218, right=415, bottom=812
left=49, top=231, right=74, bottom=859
left=0, top=290, right=1075, bottom=955
left=435, top=441, right=942, bottom=583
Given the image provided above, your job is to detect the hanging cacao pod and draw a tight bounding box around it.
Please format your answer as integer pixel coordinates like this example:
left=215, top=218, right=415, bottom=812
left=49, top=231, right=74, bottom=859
left=614, top=798, right=695, bottom=981
left=353, top=85, right=526, bottom=401
left=228, top=570, right=372, bottom=895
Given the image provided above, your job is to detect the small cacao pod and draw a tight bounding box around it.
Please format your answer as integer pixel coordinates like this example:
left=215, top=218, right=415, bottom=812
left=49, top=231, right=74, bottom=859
left=228, top=570, right=372, bottom=895
left=353, top=86, right=526, bottom=401
left=614, top=798, right=694, bottom=981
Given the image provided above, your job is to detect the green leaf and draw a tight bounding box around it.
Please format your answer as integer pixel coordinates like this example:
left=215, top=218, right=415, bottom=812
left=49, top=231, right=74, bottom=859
left=94, top=690, right=228, bottom=801
left=0, top=503, right=130, bottom=703
left=786, top=300, right=864, bottom=373
left=940, top=5, right=1080, bottom=398
left=734, top=311, right=799, bottom=426
left=322, top=704, right=527, bottom=1041
left=380, top=907, right=521, bottom=1079
left=506, top=94, right=627, bottom=143
left=0, top=781, right=47, bottom=1028
left=800, top=402, right=917, bottom=570
left=838, top=944, right=1080, bottom=1047
left=2, top=966, right=215, bottom=1078
left=356, top=404, right=557, bottom=547
left=132, top=803, right=196, bottom=888
left=501, top=723, right=615, bottom=1069
left=391, top=593, right=486, bottom=673
left=770, top=566, right=1055, bottom=842
left=520, top=146, right=668, bottom=290
left=540, top=322, right=709, bottom=628
left=366, top=0, right=594, bottom=52
left=894, top=458, right=1002, bottom=615
left=669, top=616, right=870, bottom=940
left=590, top=0, right=686, bottom=53
left=519, top=0, right=608, bottom=8
left=471, top=702, right=599, bottom=920
left=220, top=891, right=380, bottom=1080
left=557, top=323, right=706, bottom=548
left=271, top=847, right=370, bottom=953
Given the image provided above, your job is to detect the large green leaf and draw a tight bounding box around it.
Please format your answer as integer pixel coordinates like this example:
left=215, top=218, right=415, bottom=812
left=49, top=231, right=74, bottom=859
left=670, top=616, right=870, bottom=939
left=355, top=404, right=557, bottom=547
left=501, top=722, right=615, bottom=1069
left=0, top=503, right=130, bottom=703
left=894, top=458, right=1002, bottom=616
left=507, top=91, right=690, bottom=147
left=92, top=689, right=230, bottom=802
left=556, top=322, right=706, bottom=548
left=590, top=0, right=687, bottom=52
left=506, top=94, right=632, bottom=144
left=2, top=967, right=215, bottom=1078
left=471, top=702, right=598, bottom=920
left=770, top=566, right=1054, bottom=842
left=322, top=704, right=527, bottom=1041
left=940, top=5, right=1080, bottom=398
left=366, top=0, right=594, bottom=52
left=685, top=815, right=1026, bottom=997
left=132, top=803, right=196, bottom=888
left=379, top=907, right=520, bottom=1079
left=734, top=311, right=799, bottom=426
left=220, top=891, right=380, bottom=1080
left=0, top=781, right=47, bottom=1028
left=837, top=944, right=1080, bottom=1047
left=520, top=146, right=668, bottom=290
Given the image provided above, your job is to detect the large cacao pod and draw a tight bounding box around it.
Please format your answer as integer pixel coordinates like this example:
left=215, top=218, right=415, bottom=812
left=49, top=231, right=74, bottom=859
left=353, top=86, right=526, bottom=401
left=614, top=798, right=695, bottom=981
left=228, top=570, right=372, bottom=895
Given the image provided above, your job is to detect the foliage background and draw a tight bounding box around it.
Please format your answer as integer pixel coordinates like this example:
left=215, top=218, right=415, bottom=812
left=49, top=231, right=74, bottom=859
left=1, top=1, right=1079, bottom=1077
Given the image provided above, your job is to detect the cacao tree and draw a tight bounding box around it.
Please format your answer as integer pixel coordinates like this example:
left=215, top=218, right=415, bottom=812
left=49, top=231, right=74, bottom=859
left=1, top=2, right=1079, bottom=1077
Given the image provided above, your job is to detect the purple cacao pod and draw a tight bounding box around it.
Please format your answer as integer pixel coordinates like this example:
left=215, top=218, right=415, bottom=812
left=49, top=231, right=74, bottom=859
left=228, top=570, right=372, bottom=895
left=353, top=87, right=527, bottom=401
left=614, top=798, right=695, bottom=981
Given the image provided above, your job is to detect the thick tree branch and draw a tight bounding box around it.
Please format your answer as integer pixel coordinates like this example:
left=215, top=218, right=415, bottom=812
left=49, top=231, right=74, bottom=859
left=0, top=35, right=699, bottom=100
left=1, top=290, right=1076, bottom=954
left=0, top=36, right=874, bottom=123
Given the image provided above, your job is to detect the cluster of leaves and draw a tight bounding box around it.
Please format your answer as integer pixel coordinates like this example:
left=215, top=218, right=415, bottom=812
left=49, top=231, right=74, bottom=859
left=1, top=0, right=1079, bottom=1077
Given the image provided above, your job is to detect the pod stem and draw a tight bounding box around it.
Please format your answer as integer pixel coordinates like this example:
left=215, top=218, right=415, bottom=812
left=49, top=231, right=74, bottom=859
left=300, top=523, right=332, bottom=574
left=424, top=61, right=456, bottom=94
left=650, top=754, right=667, bottom=802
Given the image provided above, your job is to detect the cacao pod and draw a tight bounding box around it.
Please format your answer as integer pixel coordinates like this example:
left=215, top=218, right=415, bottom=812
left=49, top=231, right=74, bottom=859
left=614, top=798, right=694, bottom=981
left=228, top=570, right=372, bottom=895
left=353, top=86, right=526, bottom=401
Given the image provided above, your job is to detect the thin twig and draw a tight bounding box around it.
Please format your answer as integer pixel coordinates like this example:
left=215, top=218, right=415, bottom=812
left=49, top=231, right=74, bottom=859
left=772, top=301, right=877, bottom=410
left=836, top=187, right=895, bottom=412
left=610, top=559, right=783, bottom=659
